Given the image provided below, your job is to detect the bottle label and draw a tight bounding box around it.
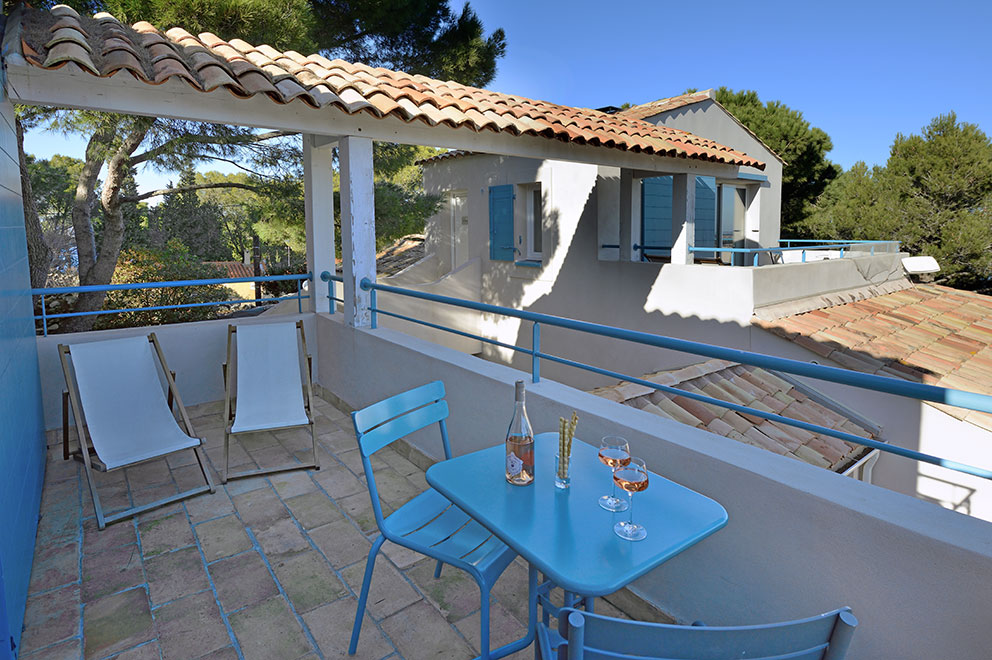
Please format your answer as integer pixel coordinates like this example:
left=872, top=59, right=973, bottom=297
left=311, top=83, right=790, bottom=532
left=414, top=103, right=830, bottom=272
left=506, top=452, right=523, bottom=477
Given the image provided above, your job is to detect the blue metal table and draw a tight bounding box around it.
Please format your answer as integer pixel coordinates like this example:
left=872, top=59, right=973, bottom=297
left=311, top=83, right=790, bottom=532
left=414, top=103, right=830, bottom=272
left=425, top=432, right=728, bottom=656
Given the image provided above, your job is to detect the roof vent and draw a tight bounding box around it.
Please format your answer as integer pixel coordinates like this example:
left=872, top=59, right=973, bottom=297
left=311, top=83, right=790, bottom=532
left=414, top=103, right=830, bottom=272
left=902, top=256, right=940, bottom=274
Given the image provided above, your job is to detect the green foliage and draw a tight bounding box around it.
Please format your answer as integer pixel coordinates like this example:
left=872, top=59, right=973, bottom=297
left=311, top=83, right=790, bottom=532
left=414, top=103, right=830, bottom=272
left=148, top=167, right=229, bottom=259
left=704, top=88, right=840, bottom=235
left=807, top=113, right=992, bottom=292
left=26, top=153, right=88, bottom=284
left=97, top=239, right=234, bottom=329
left=260, top=263, right=309, bottom=297
left=312, top=0, right=506, bottom=87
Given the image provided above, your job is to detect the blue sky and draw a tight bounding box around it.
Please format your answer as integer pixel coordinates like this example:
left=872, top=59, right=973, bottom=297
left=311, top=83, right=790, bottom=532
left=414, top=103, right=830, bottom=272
left=24, top=0, right=992, bottom=196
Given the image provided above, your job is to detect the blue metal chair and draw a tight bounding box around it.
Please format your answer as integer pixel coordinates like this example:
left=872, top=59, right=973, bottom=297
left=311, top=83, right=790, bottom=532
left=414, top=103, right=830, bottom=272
left=348, top=381, right=517, bottom=659
left=538, top=606, right=858, bottom=660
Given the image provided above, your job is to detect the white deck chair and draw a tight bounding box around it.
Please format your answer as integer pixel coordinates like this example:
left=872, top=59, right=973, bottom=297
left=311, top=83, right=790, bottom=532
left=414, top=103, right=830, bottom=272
left=222, top=320, right=319, bottom=482
left=59, top=334, right=215, bottom=529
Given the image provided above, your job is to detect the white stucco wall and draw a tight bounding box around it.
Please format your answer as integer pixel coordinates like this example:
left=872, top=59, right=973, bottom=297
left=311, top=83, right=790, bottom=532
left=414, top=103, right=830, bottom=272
left=35, top=314, right=316, bottom=431
left=642, top=98, right=784, bottom=248
left=316, top=315, right=992, bottom=660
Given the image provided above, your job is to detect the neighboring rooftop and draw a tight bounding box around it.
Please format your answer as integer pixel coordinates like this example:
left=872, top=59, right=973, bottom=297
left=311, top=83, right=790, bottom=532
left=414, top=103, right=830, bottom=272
left=415, top=149, right=478, bottom=166
left=756, top=283, right=992, bottom=430
left=203, top=261, right=264, bottom=279
left=620, top=89, right=785, bottom=164
left=589, top=359, right=878, bottom=473
left=618, top=90, right=717, bottom=120
left=376, top=234, right=426, bottom=276
left=10, top=5, right=764, bottom=169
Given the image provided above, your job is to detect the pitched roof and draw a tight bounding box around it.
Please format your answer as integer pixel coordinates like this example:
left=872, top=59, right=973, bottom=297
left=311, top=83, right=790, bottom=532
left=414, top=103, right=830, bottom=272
left=755, top=284, right=992, bottom=430
left=620, top=89, right=785, bottom=164
left=618, top=90, right=716, bottom=120
left=376, top=234, right=426, bottom=276
left=203, top=261, right=261, bottom=279
left=589, top=359, right=878, bottom=473
left=10, top=5, right=764, bottom=170
left=415, top=150, right=478, bottom=166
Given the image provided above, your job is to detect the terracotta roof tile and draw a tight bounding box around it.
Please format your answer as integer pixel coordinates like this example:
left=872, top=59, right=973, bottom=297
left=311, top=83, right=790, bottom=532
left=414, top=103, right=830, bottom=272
left=757, top=284, right=992, bottom=430
left=589, top=358, right=878, bottom=473
left=13, top=5, right=765, bottom=170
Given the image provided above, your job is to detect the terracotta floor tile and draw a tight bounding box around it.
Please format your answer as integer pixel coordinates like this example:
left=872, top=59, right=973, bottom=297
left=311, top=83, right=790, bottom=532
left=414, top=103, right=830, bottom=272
left=270, top=549, right=348, bottom=613
left=209, top=550, right=279, bottom=613
left=154, top=591, right=231, bottom=660
left=229, top=596, right=312, bottom=660
left=81, top=543, right=143, bottom=603
left=145, top=546, right=210, bottom=607
left=82, top=587, right=154, bottom=659
left=195, top=515, right=252, bottom=562
left=303, top=597, right=394, bottom=659
left=19, top=584, right=80, bottom=655
left=138, top=512, right=194, bottom=557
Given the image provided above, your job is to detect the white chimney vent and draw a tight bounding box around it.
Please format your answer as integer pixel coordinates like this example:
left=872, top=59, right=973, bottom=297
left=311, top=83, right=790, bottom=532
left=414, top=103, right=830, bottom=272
left=902, top=256, right=940, bottom=274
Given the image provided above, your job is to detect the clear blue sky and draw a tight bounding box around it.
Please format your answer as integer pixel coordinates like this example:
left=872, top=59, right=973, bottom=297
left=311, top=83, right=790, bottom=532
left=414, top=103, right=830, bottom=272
left=24, top=0, right=992, bottom=195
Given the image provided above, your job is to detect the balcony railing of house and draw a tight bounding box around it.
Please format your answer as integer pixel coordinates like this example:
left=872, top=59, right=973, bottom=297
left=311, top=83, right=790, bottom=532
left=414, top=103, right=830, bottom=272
left=686, top=240, right=901, bottom=266
left=620, top=239, right=900, bottom=265
left=31, top=273, right=312, bottom=336
left=319, top=271, right=992, bottom=482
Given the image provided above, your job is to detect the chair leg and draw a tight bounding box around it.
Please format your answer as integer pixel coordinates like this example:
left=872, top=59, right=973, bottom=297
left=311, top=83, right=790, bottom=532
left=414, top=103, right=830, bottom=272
left=222, top=430, right=230, bottom=484
left=349, top=535, right=385, bottom=655
left=193, top=445, right=216, bottom=494
left=479, top=583, right=491, bottom=660
left=81, top=462, right=106, bottom=530
left=433, top=559, right=444, bottom=578
left=310, top=422, right=320, bottom=471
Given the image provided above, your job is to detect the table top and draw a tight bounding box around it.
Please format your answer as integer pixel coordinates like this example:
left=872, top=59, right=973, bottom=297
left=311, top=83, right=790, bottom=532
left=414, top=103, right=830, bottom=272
left=425, top=433, right=728, bottom=596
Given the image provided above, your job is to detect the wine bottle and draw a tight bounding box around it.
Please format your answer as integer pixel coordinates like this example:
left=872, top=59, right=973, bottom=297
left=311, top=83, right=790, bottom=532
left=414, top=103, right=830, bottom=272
left=505, top=380, right=534, bottom=486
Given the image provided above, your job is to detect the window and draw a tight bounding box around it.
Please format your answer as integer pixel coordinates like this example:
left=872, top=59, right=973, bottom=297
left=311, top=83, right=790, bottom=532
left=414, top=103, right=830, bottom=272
left=638, top=176, right=720, bottom=261
left=525, top=184, right=543, bottom=260
left=488, top=185, right=515, bottom=261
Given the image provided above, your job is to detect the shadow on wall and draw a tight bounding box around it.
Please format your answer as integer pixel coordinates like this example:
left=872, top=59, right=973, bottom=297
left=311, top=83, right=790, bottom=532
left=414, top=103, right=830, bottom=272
left=465, top=173, right=972, bottom=516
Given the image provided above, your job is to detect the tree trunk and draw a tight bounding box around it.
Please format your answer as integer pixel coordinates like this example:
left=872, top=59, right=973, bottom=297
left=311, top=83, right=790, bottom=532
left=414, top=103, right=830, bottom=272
left=16, top=116, right=52, bottom=289
left=63, top=117, right=154, bottom=333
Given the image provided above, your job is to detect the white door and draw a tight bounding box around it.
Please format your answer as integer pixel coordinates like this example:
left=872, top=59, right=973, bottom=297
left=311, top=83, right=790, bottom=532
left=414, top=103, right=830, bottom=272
left=449, top=192, right=469, bottom=270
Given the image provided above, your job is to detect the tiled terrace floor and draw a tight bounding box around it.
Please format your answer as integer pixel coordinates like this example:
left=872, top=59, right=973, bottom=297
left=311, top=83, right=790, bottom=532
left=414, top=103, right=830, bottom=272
left=20, top=395, right=663, bottom=660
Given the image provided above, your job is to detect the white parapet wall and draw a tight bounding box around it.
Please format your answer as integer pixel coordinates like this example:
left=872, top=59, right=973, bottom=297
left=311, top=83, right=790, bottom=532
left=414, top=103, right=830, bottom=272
left=35, top=314, right=316, bottom=431
left=316, top=313, right=992, bottom=660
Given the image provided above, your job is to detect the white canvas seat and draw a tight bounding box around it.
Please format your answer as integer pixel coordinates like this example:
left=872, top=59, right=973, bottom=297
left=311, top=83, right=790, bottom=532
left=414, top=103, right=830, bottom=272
left=223, top=320, right=319, bottom=482
left=60, top=334, right=214, bottom=529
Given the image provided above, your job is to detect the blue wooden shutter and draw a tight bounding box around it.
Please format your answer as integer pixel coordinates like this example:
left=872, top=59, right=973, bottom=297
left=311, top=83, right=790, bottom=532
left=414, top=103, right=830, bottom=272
left=694, top=176, right=718, bottom=259
left=489, top=185, right=515, bottom=261
left=640, top=176, right=673, bottom=258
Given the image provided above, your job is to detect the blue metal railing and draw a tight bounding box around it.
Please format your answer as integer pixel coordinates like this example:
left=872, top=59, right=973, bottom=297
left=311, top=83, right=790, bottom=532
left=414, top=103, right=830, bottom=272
left=635, top=240, right=900, bottom=266
left=334, top=273, right=992, bottom=481
left=320, top=271, right=345, bottom=314
left=32, top=273, right=312, bottom=336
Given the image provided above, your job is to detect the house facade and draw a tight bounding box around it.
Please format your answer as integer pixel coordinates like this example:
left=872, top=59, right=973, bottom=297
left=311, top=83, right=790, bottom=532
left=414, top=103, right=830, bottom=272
left=408, top=93, right=992, bottom=521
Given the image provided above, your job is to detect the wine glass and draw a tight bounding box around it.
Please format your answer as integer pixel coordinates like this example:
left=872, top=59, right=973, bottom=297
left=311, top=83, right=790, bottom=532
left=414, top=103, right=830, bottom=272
left=613, top=456, right=648, bottom=541
left=598, top=436, right=630, bottom=512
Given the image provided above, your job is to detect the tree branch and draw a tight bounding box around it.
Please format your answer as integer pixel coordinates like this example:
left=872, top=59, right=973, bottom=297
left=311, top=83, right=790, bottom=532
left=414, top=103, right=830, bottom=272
left=130, top=130, right=297, bottom=166
left=121, top=181, right=263, bottom=203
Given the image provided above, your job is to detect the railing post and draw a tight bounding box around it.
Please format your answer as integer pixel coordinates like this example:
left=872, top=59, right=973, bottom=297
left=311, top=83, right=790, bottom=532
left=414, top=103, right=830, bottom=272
left=840, top=247, right=845, bottom=259
left=296, top=279, right=303, bottom=314
left=532, top=322, right=541, bottom=383
left=752, top=252, right=758, bottom=267
left=802, top=250, right=806, bottom=263
left=361, top=278, right=377, bottom=329
left=41, top=293, right=48, bottom=337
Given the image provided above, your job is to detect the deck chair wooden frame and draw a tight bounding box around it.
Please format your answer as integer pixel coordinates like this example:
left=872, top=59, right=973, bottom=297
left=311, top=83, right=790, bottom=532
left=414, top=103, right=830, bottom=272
left=222, top=320, right=319, bottom=482
left=59, top=333, right=216, bottom=530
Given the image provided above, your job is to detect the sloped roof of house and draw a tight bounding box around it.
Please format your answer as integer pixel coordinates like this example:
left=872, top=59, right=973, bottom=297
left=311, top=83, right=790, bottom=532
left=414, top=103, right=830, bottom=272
left=589, top=359, right=877, bottom=473
left=755, top=284, right=992, bottom=430
left=9, top=6, right=765, bottom=170
left=376, top=234, right=426, bottom=276
left=619, top=90, right=716, bottom=120
left=415, top=150, right=479, bottom=166
left=203, top=261, right=262, bottom=279
left=619, top=89, right=785, bottom=164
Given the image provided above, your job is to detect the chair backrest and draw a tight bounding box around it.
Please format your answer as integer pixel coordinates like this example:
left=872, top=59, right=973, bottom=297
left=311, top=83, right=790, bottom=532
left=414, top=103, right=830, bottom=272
left=352, top=381, right=451, bottom=528
left=231, top=321, right=307, bottom=430
left=67, top=335, right=189, bottom=467
left=352, top=380, right=451, bottom=459
left=556, top=607, right=858, bottom=660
